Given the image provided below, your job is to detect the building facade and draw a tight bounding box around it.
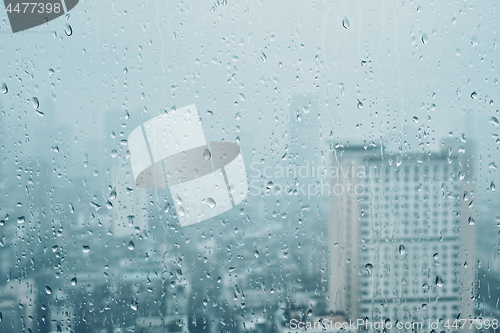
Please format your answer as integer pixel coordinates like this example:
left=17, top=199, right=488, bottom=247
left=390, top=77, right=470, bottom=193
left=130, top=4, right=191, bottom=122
left=329, top=141, right=476, bottom=332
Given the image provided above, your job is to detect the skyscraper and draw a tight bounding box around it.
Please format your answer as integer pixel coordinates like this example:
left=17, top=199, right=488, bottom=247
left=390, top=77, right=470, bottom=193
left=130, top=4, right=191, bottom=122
left=328, top=140, right=476, bottom=332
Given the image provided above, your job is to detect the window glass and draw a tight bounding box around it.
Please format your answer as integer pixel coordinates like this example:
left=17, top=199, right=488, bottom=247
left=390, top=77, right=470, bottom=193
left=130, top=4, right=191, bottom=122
left=0, top=0, right=499, bottom=332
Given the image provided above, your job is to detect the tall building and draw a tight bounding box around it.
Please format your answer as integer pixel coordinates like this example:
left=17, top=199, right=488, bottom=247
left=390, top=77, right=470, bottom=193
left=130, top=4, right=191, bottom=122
left=328, top=140, right=476, bottom=332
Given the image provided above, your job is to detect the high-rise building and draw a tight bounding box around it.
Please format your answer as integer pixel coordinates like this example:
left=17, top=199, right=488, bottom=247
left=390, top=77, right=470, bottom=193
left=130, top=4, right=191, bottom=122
left=328, top=140, right=476, bottom=332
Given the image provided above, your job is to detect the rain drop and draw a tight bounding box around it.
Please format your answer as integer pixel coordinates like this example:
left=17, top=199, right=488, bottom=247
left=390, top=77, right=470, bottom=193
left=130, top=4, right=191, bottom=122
left=17, top=216, right=25, bottom=224
left=471, top=91, right=477, bottom=99
left=435, top=275, right=443, bottom=287
left=365, top=263, right=373, bottom=276
left=399, top=245, right=406, bottom=255
left=206, top=198, right=216, bottom=209
left=31, top=97, right=39, bottom=109
left=342, top=17, right=349, bottom=29
left=178, top=207, right=185, bottom=216
left=1, top=83, right=7, bottom=94
left=254, top=250, right=259, bottom=258
left=421, top=33, right=429, bottom=44
left=64, top=23, right=72, bottom=36
left=90, top=202, right=101, bottom=211
left=71, top=277, right=77, bottom=286
left=356, top=100, right=363, bottom=109
left=82, top=245, right=90, bottom=253
left=203, top=148, right=211, bottom=160
left=45, top=286, right=52, bottom=294
left=468, top=215, right=475, bottom=225
left=128, top=241, right=135, bottom=250
left=490, top=181, right=496, bottom=191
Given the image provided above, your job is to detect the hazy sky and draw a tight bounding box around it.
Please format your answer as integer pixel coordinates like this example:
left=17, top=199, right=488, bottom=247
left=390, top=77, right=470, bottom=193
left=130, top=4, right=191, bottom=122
left=1, top=0, right=498, bottom=206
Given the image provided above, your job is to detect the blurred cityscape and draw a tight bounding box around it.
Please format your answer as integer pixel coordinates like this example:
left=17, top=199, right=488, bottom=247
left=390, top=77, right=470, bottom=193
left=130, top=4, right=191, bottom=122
left=0, top=95, right=499, bottom=333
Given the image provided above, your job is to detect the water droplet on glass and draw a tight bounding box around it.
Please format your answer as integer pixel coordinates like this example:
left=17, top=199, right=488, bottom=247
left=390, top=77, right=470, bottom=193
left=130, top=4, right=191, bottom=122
left=45, top=286, right=52, bottom=294
left=202, top=299, right=208, bottom=306
left=307, top=309, right=313, bottom=316
left=421, top=33, right=429, bottom=44
left=203, top=148, right=211, bottom=160
left=490, top=181, right=496, bottom=191
left=357, top=100, right=363, bottom=109
left=64, top=23, right=72, bottom=36
left=206, top=198, right=216, bottom=209
left=261, top=52, right=267, bottom=61
left=1, top=83, right=7, bottom=94
left=365, top=263, right=373, bottom=276
left=471, top=36, right=478, bottom=46
left=31, top=97, right=39, bottom=109
left=435, top=275, right=443, bottom=287
left=90, top=202, right=101, bottom=211
left=399, top=245, right=406, bottom=255
left=468, top=215, right=475, bottom=225
left=82, top=245, right=90, bottom=253
left=110, top=189, right=117, bottom=200
left=128, top=241, right=135, bottom=250
left=471, top=91, right=477, bottom=99
left=266, top=181, right=274, bottom=190
left=130, top=301, right=138, bottom=311
left=71, top=277, right=77, bottom=286
left=164, top=203, right=170, bottom=213
left=254, top=250, right=259, bottom=258
left=433, top=253, right=438, bottom=260
left=17, top=216, right=25, bottom=224
left=342, top=17, right=349, bottom=29
left=491, top=117, right=499, bottom=126
left=178, top=207, right=185, bottom=216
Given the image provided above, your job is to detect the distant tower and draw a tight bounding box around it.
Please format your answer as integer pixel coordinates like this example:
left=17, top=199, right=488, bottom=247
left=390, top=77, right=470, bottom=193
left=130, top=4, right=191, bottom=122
left=328, top=140, right=476, bottom=332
